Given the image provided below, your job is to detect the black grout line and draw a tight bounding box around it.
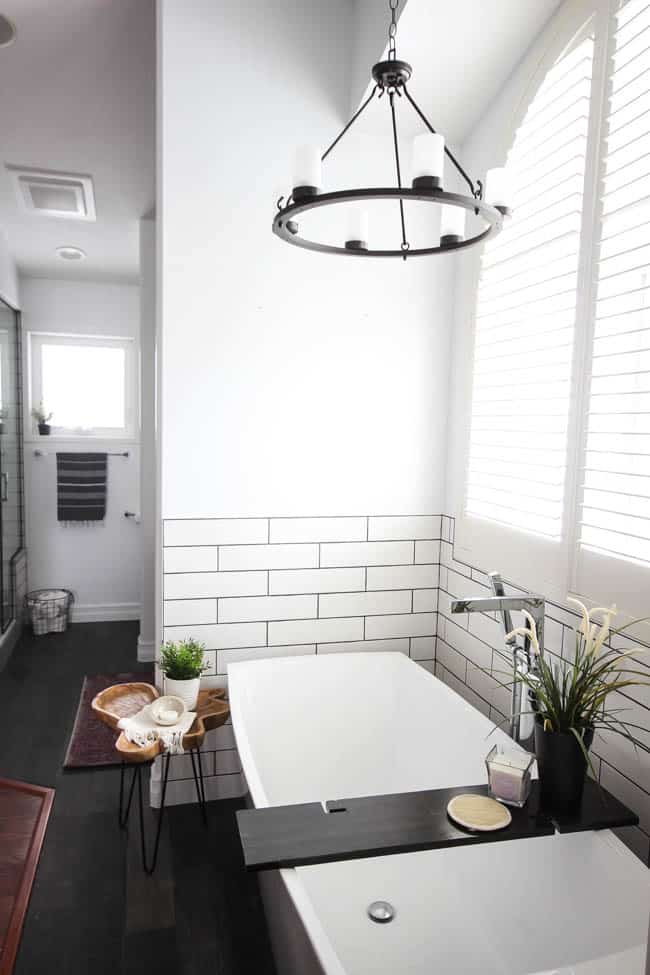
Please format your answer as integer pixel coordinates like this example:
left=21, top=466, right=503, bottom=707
left=165, top=610, right=437, bottom=628
left=165, top=585, right=438, bottom=602
left=163, top=560, right=441, bottom=575
left=598, top=756, right=650, bottom=799
left=164, top=536, right=443, bottom=549
left=164, top=514, right=444, bottom=523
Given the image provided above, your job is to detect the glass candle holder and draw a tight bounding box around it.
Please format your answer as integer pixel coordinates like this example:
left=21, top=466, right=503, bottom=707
left=485, top=745, right=535, bottom=808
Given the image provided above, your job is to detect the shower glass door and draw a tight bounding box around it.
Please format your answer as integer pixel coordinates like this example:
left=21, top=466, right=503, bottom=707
left=0, top=297, right=23, bottom=631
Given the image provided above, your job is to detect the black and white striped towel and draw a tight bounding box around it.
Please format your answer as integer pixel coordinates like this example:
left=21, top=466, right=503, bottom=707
left=56, top=453, right=107, bottom=524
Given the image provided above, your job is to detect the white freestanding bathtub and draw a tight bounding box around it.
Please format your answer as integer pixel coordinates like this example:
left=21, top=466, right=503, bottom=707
left=229, top=652, right=650, bottom=975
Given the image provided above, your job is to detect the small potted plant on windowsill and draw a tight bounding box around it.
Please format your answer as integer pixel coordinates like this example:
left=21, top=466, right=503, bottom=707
left=159, top=638, right=209, bottom=710
left=31, top=403, right=53, bottom=436
left=507, top=600, right=650, bottom=813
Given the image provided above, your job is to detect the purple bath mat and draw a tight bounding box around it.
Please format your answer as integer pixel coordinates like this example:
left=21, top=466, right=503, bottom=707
left=63, top=671, right=154, bottom=769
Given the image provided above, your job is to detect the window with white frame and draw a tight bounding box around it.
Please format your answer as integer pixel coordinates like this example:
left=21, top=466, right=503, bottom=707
left=29, top=333, right=137, bottom=439
left=459, top=0, right=650, bottom=616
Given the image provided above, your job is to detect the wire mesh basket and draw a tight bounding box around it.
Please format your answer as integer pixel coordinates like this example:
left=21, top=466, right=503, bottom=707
left=25, top=589, right=74, bottom=635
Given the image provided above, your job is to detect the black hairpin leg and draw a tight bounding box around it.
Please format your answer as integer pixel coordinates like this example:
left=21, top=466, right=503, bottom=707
left=134, top=752, right=171, bottom=875
left=118, top=760, right=137, bottom=828
left=189, top=746, right=207, bottom=824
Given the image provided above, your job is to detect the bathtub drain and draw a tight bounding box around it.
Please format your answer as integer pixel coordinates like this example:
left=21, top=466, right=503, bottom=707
left=367, top=901, right=395, bottom=923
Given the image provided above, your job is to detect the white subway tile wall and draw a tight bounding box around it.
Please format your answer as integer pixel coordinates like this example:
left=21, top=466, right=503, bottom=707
left=161, top=515, right=441, bottom=805
left=436, top=514, right=650, bottom=866
left=160, top=513, right=650, bottom=866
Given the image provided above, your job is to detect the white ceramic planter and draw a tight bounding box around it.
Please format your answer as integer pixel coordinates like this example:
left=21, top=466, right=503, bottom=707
left=163, top=675, right=200, bottom=710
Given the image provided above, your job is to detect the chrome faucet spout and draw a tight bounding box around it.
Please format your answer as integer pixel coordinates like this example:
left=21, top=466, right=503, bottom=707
left=449, top=594, right=544, bottom=655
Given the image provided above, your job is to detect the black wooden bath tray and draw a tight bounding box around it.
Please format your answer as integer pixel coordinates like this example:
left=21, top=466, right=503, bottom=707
left=237, top=780, right=638, bottom=871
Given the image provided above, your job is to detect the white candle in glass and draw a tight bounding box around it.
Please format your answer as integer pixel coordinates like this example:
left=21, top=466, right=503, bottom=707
left=485, top=166, right=509, bottom=208
left=293, top=144, right=322, bottom=191
left=412, top=133, right=445, bottom=183
left=345, top=208, right=369, bottom=245
left=440, top=203, right=465, bottom=241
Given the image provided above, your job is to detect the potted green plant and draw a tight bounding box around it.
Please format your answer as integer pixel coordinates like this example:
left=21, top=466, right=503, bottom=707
left=159, top=638, right=209, bottom=710
left=31, top=403, right=53, bottom=436
left=507, top=600, right=650, bottom=812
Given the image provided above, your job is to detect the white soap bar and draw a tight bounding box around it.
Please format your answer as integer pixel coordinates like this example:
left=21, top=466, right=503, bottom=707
left=160, top=708, right=177, bottom=722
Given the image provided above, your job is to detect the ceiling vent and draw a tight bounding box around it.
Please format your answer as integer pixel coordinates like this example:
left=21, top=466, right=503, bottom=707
left=6, top=166, right=96, bottom=221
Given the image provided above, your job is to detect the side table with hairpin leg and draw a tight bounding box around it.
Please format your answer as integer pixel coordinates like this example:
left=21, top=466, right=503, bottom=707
left=91, top=683, right=230, bottom=874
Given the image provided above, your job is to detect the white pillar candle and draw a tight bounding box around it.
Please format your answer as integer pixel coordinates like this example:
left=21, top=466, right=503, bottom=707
left=412, top=132, right=445, bottom=183
left=440, top=203, right=465, bottom=242
left=345, top=208, right=369, bottom=246
left=485, top=166, right=509, bottom=208
left=293, top=144, right=322, bottom=191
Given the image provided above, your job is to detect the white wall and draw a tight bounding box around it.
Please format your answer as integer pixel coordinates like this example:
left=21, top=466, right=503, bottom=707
left=21, top=277, right=142, bottom=621
left=0, top=230, right=19, bottom=310
left=139, top=217, right=156, bottom=658
left=159, top=0, right=453, bottom=521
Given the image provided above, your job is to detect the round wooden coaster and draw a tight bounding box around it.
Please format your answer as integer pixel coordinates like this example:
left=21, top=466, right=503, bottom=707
left=447, top=794, right=512, bottom=832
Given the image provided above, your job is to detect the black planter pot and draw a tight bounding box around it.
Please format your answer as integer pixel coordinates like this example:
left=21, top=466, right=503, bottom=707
left=534, top=718, right=594, bottom=813
left=38, top=423, right=51, bottom=436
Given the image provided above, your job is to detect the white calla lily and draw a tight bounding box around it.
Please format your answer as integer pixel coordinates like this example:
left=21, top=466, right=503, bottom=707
left=567, top=596, right=591, bottom=638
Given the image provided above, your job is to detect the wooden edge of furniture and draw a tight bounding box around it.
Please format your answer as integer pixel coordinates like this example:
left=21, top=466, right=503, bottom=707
left=113, top=688, right=231, bottom=763
left=0, top=778, right=55, bottom=975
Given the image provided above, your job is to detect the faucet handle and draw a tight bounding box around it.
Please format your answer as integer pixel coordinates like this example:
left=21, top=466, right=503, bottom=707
left=488, top=571, right=515, bottom=645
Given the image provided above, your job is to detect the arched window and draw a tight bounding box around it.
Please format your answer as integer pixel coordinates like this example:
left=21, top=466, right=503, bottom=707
left=458, top=0, right=650, bottom=616
left=465, top=34, right=594, bottom=543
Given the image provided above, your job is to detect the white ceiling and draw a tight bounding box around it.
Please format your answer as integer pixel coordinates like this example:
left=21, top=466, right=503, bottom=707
left=356, top=0, right=565, bottom=144
left=0, top=0, right=155, bottom=283
left=0, top=0, right=560, bottom=284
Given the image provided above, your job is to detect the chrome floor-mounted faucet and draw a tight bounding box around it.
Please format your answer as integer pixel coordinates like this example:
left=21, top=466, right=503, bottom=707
left=450, top=572, right=545, bottom=746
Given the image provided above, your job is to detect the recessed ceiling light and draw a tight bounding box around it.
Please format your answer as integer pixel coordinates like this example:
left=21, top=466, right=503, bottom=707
left=0, top=14, right=16, bottom=47
left=56, top=246, right=86, bottom=261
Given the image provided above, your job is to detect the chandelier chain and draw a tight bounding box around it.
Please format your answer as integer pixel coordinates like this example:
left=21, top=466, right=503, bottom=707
left=388, top=0, right=398, bottom=60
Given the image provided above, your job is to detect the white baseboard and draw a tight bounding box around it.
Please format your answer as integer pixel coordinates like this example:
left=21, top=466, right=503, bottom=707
left=137, top=635, right=155, bottom=662
left=70, top=602, right=140, bottom=623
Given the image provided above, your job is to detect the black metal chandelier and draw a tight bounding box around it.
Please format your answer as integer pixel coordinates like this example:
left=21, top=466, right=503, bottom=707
left=273, top=0, right=510, bottom=260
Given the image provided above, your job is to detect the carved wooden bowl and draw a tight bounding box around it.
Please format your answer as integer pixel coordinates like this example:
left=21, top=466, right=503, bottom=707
left=92, top=682, right=159, bottom=729
left=91, top=683, right=230, bottom=763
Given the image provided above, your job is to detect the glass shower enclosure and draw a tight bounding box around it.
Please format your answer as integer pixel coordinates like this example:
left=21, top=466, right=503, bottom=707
left=0, top=296, right=24, bottom=632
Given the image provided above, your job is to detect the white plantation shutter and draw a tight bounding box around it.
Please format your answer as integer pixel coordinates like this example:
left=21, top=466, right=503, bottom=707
left=581, top=0, right=650, bottom=565
left=575, top=0, right=650, bottom=607
left=464, top=36, right=595, bottom=542
left=456, top=0, right=650, bottom=613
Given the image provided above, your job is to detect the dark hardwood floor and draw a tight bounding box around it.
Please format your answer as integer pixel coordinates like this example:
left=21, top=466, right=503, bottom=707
left=0, top=621, right=276, bottom=975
